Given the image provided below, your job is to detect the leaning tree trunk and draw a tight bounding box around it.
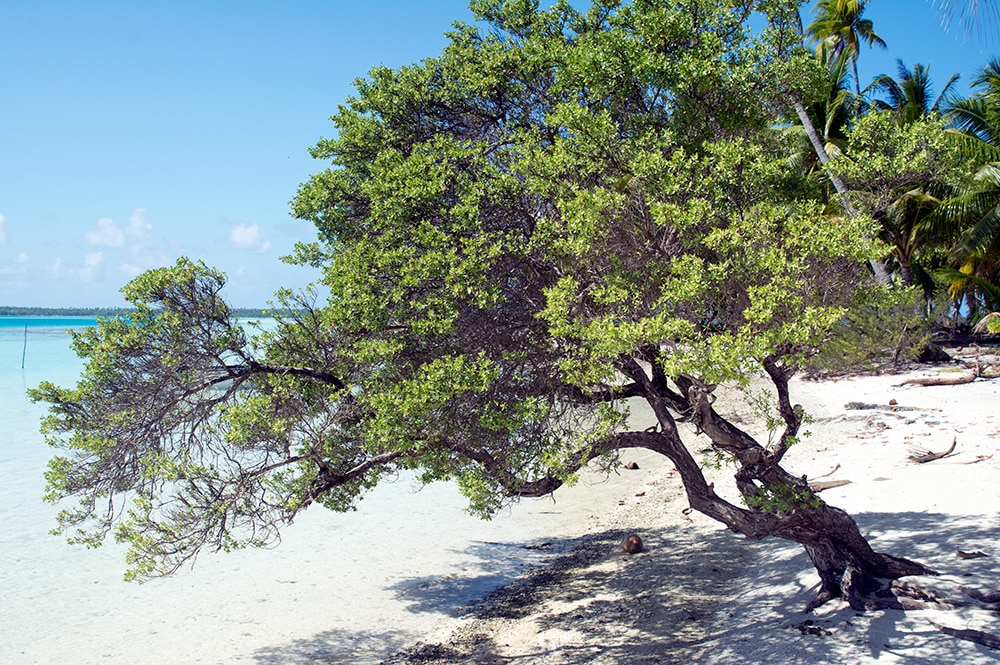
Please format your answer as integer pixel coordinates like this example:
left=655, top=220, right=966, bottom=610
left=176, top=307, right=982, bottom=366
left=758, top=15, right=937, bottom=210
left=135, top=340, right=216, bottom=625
left=613, top=354, right=935, bottom=611
left=791, top=97, right=893, bottom=286
left=779, top=12, right=892, bottom=286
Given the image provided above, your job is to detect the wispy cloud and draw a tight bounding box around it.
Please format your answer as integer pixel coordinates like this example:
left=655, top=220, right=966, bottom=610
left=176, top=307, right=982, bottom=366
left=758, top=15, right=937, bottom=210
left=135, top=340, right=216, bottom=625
left=84, top=208, right=153, bottom=249
left=0, top=214, right=7, bottom=245
left=227, top=223, right=271, bottom=253
left=0, top=252, right=29, bottom=275
left=85, top=217, right=126, bottom=248
left=79, top=208, right=171, bottom=279
left=71, top=251, right=105, bottom=283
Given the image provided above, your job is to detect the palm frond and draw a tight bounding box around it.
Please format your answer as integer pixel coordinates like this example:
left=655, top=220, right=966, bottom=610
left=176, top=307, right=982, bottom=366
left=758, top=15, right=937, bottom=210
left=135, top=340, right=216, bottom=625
left=972, top=311, right=1000, bottom=334
left=932, top=0, right=1000, bottom=46
left=955, top=200, right=1000, bottom=258
left=946, top=101, right=998, bottom=147
left=937, top=266, right=1000, bottom=311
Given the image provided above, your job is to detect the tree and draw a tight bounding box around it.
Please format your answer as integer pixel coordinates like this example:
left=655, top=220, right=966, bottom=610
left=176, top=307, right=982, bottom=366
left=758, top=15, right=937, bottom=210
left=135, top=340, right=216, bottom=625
left=843, top=62, right=964, bottom=291
left=784, top=45, right=856, bottom=180
left=782, top=5, right=892, bottom=284
left=941, top=58, right=1000, bottom=319
left=932, top=0, right=1000, bottom=45
left=870, top=60, right=961, bottom=126
left=806, top=0, right=886, bottom=96
left=35, top=0, right=947, bottom=611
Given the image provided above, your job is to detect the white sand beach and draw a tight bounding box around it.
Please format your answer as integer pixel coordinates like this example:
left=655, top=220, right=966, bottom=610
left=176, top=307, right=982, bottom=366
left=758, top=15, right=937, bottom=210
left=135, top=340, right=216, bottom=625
left=384, top=352, right=1000, bottom=664
left=4, top=351, right=999, bottom=665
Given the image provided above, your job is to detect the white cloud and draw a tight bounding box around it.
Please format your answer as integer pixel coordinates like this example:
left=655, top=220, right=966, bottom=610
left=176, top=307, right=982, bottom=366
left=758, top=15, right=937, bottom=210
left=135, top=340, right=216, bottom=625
left=126, top=208, right=152, bottom=243
left=70, top=251, right=104, bottom=283
left=227, top=223, right=271, bottom=253
left=85, top=217, right=126, bottom=248
left=84, top=208, right=153, bottom=249
left=49, top=257, right=62, bottom=277
left=78, top=209, right=169, bottom=279
left=0, top=251, right=29, bottom=275
left=0, top=214, right=7, bottom=245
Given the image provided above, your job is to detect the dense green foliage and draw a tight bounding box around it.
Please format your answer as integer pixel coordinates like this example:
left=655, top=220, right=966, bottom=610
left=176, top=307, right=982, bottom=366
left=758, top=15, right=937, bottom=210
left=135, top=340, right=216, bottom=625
left=28, top=1, right=1000, bottom=609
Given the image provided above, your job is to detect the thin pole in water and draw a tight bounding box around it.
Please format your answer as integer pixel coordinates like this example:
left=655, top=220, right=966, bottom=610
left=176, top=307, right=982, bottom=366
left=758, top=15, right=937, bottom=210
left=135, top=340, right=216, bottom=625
left=21, top=323, right=27, bottom=369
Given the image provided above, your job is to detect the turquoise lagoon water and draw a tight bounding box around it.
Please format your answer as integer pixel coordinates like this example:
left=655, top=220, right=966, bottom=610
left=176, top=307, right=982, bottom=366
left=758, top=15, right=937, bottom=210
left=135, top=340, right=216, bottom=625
left=0, top=318, right=95, bottom=554
left=0, top=317, right=642, bottom=664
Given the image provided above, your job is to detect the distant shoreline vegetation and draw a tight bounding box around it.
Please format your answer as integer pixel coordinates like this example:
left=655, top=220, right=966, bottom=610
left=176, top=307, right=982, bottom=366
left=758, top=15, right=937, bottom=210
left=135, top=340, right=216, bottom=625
left=0, top=307, right=274, bottom=318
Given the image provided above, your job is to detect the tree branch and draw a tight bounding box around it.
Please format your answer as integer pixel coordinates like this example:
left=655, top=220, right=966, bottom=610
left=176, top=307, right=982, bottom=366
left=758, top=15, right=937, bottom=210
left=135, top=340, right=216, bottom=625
left=247, top=360, right=347, bottom=390
left=762, top=354, right=802, bottom=463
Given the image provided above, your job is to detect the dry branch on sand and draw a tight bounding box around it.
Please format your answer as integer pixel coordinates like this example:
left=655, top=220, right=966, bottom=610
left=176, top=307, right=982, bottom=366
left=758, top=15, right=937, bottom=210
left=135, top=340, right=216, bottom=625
left=808, top=479, right=852, bottom=492
left=930, top=624, right=1000, bottom=650
left=908, top=437, right=958, bottom=463
left=895, top=371, right=977, bottom=387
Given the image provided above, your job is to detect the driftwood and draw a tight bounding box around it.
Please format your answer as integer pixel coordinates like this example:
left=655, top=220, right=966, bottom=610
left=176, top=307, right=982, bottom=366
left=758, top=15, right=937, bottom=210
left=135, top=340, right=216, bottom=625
left=895, top=371, right=976, bottom=387
left=805, top=464, right=851, bottom=492
left=808, top=479, right=851, bottom=492
left=930, top=623, right=1000, bottom=650
left=957, top=550, right=988, bottom=560
left=811, top=463, right=840, bottom=479
left=908, top=437, right=957, bottom=463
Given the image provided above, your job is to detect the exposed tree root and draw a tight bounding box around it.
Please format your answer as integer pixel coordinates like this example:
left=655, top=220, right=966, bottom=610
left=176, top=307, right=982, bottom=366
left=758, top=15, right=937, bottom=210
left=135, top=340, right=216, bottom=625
left=960, top=586, right=1000, bottom=604
left=811, top=576, right=1000, bottom=634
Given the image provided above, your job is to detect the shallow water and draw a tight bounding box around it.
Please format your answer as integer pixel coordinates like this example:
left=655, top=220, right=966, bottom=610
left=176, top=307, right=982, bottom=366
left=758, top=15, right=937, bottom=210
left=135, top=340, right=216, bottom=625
left=0, top=318, right=639, bottom=664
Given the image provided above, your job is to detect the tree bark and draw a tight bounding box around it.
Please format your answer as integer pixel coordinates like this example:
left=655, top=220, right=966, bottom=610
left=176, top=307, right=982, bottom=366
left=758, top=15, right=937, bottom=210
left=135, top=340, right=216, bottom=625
left=627, top=415, right=935, bottom=612
left=613, top=353, right=935, bottom=611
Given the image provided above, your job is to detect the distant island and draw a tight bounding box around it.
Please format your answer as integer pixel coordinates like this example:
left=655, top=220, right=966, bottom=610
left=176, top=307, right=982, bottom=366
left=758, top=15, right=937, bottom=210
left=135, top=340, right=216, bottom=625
left=0, top=307, right=272, bottom=318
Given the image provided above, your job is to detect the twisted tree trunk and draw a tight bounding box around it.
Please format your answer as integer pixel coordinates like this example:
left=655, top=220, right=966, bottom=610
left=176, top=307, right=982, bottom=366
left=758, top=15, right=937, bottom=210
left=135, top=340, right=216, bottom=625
left=611, top=352, right=935, bottom=611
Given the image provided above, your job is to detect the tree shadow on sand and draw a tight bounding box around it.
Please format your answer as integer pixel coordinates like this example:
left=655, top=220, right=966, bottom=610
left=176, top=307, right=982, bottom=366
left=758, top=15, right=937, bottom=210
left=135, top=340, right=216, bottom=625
left=382, top=536, right=587, bottom=616
left=249, top=535, right=585, bottom=664
left=251, top=626, right=417, bottom=665
left=252, top=510, right=999, bottom=664
left=702, top=510, right=1000, bottom=665
left=380, top=511, right=1000, bottom=665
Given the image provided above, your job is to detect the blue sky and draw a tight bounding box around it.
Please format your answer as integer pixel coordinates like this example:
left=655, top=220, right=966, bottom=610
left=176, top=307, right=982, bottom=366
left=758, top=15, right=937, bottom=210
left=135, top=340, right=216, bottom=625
left=0, top=1, right=995, bottom=308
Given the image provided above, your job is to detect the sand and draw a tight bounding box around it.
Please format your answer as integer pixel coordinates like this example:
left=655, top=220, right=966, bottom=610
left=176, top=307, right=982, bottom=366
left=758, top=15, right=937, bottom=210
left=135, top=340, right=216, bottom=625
left=383, top=351, right=1000, bottom=664
left=6, top=351, right=998, bottom=664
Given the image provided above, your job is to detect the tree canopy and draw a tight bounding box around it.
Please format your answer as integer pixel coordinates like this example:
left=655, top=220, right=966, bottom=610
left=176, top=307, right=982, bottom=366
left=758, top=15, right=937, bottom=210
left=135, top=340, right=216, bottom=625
left=33, top=0, right=987, bottom=614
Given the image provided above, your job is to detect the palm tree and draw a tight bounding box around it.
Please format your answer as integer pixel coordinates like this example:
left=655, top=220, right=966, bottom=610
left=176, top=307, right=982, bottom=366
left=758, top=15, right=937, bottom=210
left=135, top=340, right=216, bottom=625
left=851, top=62, right=963, bottom=289
left=785, top=45, right=856, bottom=179
left=949, top=57, right=1000, bottom=152
left=877, top=184, right=953, bottom=287
left=932, top=0, right=1000, bottom=45
left=940, top=59, right=1000, bottom=321
left=807, top=0, right=887, bottom=96
left=870, top=60, right=961, bottom=125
